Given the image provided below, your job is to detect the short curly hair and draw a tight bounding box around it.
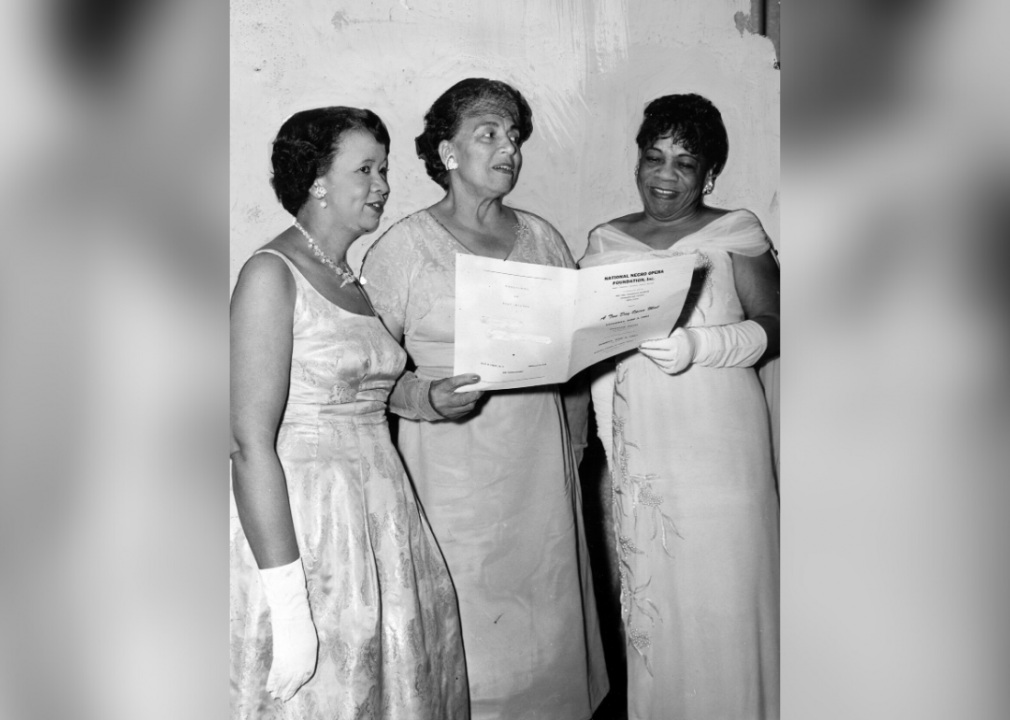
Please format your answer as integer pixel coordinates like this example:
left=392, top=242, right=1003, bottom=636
left=636, top=94, right=729, bottom=177
left=415, top=78, right=533, bottom=189
left=270, top=107, right=390, bottom=216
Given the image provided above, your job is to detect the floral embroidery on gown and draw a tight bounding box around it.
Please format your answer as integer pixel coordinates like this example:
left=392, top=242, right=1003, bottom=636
left=230, top=249, right=468, bottom=720
left=362, top=209, right=609, bottom=720
left=582, top=210, right=779, bottom=720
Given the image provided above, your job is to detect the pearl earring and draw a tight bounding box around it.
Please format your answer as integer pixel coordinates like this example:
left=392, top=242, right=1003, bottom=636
left=446, top=156, right=458, bottom=170
left=310, top=182, right=328, bottom=207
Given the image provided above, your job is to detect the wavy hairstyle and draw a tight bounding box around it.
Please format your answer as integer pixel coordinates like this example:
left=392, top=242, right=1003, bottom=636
left=270, top=107, right=390, bottom=216
left=415, top=78, right=533, bottom=189
left=636, top=94, right=729, bottom=177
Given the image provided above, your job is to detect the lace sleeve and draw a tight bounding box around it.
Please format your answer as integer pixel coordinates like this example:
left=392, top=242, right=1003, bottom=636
left=361, top=220, right=443, bottom=422
left=361, top=224, right=412, bottom=341
left=387, top=372, right=443, bottom=421
left=554, top=226, right=577, bottom=270
left=515, top=210, right=577, bottom=269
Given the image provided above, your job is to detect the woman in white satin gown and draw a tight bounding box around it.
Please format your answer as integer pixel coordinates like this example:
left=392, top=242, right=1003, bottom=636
left=583, top=93, right=780, bottom=720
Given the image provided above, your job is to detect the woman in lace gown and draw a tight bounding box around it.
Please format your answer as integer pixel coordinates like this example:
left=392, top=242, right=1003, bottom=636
left=583, top=94, right=780, bottom=720
left=230, top=107, right=467, bottom=719
left=362, top=79, right=608, bottom=720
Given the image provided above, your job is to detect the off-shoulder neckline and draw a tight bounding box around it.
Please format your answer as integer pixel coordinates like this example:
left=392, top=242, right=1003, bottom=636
left=597, top=209, right=753, bottom=248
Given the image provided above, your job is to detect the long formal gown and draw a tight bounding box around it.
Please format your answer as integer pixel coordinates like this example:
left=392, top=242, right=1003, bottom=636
left=581, top=210, right=780, bottom=720
left=230, top=249, right=469, bottom=720
left=362, top=209, right=609, bottom=720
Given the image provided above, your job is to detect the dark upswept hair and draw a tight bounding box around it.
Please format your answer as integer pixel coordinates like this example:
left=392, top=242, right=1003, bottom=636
left=415, top=78, right=534, bottom=189
left=270, top=106, right=390, bottom=216
left=636, top=94, right=729, bottom=177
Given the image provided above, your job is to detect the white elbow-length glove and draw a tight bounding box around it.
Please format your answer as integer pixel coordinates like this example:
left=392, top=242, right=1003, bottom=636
left=260, top=558, right=318, bottom=702
left=638, top=320, right=768, bottom=374
left=590, top=366, right=617, bottom=473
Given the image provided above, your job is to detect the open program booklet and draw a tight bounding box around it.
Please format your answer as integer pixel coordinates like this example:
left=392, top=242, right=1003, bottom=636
left=453, top=252, right=698, bottom=391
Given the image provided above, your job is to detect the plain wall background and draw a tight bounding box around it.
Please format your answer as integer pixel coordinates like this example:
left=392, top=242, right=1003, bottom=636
left=230, top=0, right=779, bottom=287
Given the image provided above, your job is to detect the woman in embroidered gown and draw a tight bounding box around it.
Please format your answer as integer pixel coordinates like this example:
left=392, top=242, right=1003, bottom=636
left=230, top=107, right=468, bottom=719
left=583, top=94, right=780, bottom=720
left=362, top=79, right=608, bottom=720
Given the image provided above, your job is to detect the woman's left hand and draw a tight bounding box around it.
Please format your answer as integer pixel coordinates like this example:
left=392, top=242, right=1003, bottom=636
left=639, top=327, right=696, bottom=375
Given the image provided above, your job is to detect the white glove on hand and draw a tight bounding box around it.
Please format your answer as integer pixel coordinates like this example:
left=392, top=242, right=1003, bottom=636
left=690, top=319, right=768, bottom=368
left=639, top=320, right=768, bottom=374
left=589, top=366, right=617, bottom=473
left=260, top=559, right=318, bottom=702
left=638, top=327, right=697, bottom=375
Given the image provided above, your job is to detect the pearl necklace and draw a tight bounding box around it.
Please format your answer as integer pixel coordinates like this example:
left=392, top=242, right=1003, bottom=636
left=292, top=219, right=360, bottom=288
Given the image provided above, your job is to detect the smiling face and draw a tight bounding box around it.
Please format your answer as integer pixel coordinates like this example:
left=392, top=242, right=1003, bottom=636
left=636, top=135, right=714, bottom=222
left=445, top=113, right=523, bottom=198
left=316, top=129, right=389, bottom=236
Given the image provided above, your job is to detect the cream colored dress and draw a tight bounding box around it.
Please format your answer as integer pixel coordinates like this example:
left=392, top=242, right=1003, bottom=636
left=230, top=249, right=468, bottom=720
left=363, top=209, right=609, bottom=720
left=582, top=210, right=779, bottom=720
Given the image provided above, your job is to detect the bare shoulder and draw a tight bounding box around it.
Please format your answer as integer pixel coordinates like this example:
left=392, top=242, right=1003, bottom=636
left=239, top=247, right=291, bottom=282
left=587, top=212, right=632, bottom=237
left=704, top=205, right=734, bottom=219
left=232, top=247, right=296, bottom=312
left=607, top=212, right=644, bottom=233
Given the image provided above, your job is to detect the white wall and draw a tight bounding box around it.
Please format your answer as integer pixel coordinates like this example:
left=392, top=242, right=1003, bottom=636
left=230, top=0, right=779, bottom=288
